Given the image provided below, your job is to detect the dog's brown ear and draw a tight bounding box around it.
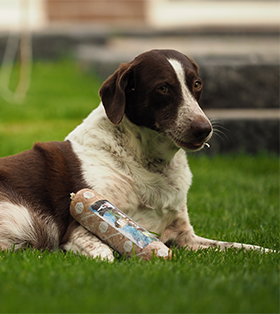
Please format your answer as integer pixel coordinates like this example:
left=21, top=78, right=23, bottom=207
left=99, top=62, right=133, bottom=125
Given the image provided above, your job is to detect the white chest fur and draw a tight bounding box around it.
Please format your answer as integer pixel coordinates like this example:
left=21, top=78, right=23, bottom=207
left=66, top=105, right=192, bottom=234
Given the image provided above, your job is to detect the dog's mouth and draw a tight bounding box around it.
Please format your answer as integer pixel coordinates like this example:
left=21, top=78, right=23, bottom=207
left=168, top=133, right=209, bottom=151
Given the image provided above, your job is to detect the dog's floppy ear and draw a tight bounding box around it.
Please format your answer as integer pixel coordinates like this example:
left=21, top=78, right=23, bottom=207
left=99, top=62, right=133, bottom=125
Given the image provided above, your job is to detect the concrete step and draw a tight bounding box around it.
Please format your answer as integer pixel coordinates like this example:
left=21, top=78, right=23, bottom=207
left=204, top=109, right=279, bottom=155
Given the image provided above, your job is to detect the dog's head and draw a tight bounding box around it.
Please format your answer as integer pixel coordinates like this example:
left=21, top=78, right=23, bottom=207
left=99, top=49, right=212, bottom=152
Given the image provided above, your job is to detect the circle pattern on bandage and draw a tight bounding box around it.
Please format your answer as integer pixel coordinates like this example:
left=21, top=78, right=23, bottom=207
left=123, top=241, right=133, bottom=252
left=75, top=202, right=84, bottom=214
left=99, top=222, right=108, bottom=233
left=83, top=191, right=95, bottom=199
left=157, top=249, right=169, bottom=257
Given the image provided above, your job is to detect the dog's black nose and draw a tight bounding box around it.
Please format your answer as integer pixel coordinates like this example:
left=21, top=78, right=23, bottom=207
left=191, top=116, right=212, bottom=139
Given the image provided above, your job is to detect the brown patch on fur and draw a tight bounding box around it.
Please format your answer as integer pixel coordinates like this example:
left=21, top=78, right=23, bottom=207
left=0, top=140, right=87, bottom=248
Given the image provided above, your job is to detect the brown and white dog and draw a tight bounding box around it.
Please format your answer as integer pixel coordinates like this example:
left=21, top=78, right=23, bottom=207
left=0, top=50, right=270, bottom=260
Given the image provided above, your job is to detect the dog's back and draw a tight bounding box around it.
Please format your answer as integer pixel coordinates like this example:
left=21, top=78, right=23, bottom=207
left=0, top=141, right=85, bottom=250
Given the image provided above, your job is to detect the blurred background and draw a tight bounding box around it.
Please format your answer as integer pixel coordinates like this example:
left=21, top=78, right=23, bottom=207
left=0, top=0, right=279, bottom=154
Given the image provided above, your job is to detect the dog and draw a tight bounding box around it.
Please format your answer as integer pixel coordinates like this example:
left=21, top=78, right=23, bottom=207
left=0, top=49, right=270, bottom=260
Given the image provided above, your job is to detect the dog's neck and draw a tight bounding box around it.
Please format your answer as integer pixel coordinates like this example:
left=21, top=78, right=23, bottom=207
left=67, top=104, right=182, bottom=168
left=118, top=115, right=180, bottom=166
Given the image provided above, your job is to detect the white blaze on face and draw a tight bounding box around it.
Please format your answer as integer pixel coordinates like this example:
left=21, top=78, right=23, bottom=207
left=166, top=58, right=211, bottom=144
left=167, top=58, right=206, bottom=120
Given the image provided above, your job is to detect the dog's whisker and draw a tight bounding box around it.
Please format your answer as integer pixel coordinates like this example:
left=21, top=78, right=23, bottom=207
left=212, top=128, right=229, bottom=142
left=210, top=120, right=228, bottom=131
left=212, top=124, right=228, bottom=133
left=208, top=119, right=229, bottom=143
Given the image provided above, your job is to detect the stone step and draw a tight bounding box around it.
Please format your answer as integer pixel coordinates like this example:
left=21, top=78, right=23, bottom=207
left=205, top=109, right=279, bottom=120
left=204, top=109, right=279, bottom=155
left=198, top=60, right=279, bottom=110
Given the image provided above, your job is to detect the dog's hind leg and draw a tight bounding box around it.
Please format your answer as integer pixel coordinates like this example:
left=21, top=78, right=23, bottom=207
left=0, top=201, right=59, bottom=251
left=187, top=234, right=273, bottom=253
left=161, top=213, right=273, bottom=253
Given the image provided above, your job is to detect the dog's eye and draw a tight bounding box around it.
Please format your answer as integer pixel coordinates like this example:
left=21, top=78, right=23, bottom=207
left=157, top=85, right=169, bottom=94
left=193, top=80, right=202, bottom=91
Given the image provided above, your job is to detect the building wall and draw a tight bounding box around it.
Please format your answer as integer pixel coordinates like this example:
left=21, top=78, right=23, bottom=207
left=0, top=0, right=47, bottom=31
left=45, top=0, right=146, bottom=26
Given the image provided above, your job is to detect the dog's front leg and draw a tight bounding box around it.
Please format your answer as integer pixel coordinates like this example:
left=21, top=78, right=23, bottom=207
left=61, top=221, right=114, bottom=261
left=185, top=234, right=271, bottom=252
left=161, top=211, right=271, bottom=253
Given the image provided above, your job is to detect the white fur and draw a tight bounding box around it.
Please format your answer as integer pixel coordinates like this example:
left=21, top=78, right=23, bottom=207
left=167, top=59, right=212, bottom=146
left=0, top=202, right=59, bottom=250
left=168, top=58, right=204, bottom=117
left=66, top=104, right=192, bottom=236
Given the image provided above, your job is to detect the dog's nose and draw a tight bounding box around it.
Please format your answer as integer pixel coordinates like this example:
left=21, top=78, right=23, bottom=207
left=191, top=116, right=212, bottom=139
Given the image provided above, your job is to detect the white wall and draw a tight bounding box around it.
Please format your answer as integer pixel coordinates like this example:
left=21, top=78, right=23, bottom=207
left=0, top=0, right=47, bottom=32
left=146, top=0, right=280, bottom=29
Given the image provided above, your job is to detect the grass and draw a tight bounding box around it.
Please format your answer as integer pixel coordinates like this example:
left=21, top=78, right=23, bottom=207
left=0, top=60, right=279, bottom=313
left=0, top=248, right=278, bottom=313
left=187, top=154, right=279, bottom=250
left=0, top=60, right=101, bottom=157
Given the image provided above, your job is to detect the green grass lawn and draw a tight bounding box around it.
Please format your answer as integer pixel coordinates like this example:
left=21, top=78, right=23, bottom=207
left=0, top=60, right=101, bottom=157
left=0, top=60, right=279, bottom=313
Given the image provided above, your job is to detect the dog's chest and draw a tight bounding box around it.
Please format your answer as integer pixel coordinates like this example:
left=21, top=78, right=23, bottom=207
left=77, top=147, right=191, bottom=233
left=67, top=110, right=192, bottom=233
